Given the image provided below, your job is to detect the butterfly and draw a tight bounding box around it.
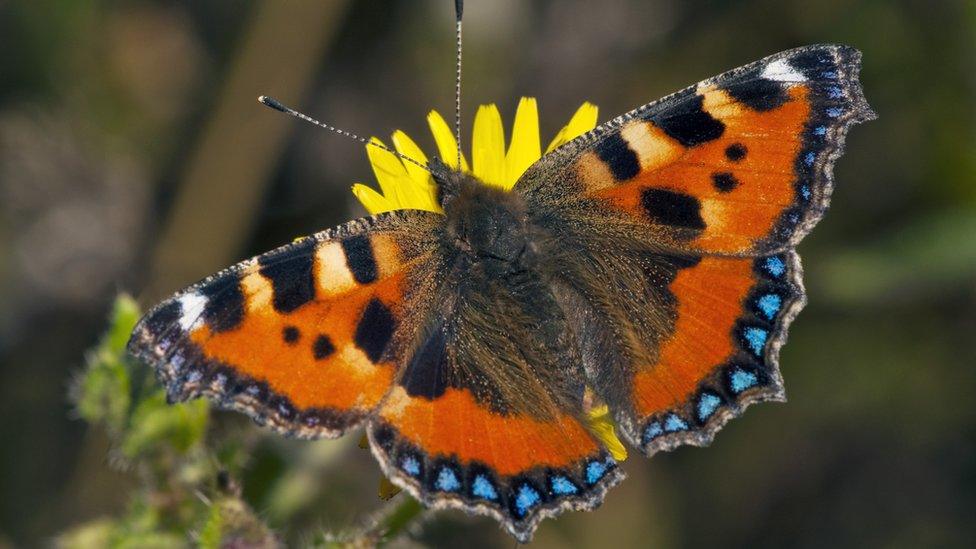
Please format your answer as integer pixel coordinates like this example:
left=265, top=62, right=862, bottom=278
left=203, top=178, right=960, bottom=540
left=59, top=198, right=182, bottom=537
left=126, top=7, right=874, bottom=540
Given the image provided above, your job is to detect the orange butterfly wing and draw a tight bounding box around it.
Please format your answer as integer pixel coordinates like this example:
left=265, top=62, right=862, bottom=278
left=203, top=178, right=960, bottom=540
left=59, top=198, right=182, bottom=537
left=128, top=211, right=443, bottom=438
left=625, top=252, right=803, bottom=453
left=369, top=387, right=620, bottom=542
left=515, top=45, right=873, bottom=454
left=519, top=45, right=874, bottom=255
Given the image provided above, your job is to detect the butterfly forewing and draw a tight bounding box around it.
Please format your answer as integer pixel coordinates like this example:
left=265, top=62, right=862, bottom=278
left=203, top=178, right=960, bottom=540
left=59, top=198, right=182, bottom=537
left=518, top=44, right=875, bottom=255
left=128, top=210, right=443, bottom=438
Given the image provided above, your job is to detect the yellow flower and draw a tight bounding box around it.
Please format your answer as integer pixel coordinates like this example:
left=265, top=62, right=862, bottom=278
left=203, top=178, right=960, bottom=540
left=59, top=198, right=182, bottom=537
left=351, top=98, right=599, bottom=214
left=585, top=405, right=628, bottom=462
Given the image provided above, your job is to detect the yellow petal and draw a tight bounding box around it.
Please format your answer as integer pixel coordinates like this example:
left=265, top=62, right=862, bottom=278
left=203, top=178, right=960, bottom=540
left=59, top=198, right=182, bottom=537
left=391, top=130, right=431, bottom=184
left=546, top=102, right=599, bottom=153
left=351, top=183, right=395, bottom=215
left=391, top=130, right=441, bottom=212
left=504, top=97, right=541, bottom=189
left=365, top=137, right=410, bottom=206
left=353, top=100, right=602, bottom=214
left=472, top=104, right=506, bottom=187
left=427, top=110, right=469, bottom=171
left=585, top=404, right=628, bottom=462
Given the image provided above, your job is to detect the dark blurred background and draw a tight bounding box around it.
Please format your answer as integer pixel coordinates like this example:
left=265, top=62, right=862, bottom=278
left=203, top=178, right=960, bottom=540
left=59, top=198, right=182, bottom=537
left=1, top=0, right=974, bottom=547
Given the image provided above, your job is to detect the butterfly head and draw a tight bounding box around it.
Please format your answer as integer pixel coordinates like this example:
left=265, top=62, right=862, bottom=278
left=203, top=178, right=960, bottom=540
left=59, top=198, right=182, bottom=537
left=429, top=158, right=532, bottom=272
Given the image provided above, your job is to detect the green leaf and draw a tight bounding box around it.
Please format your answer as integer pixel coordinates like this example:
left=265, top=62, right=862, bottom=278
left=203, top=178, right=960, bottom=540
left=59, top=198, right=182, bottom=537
left=198, top=501, right=224, bottom=549
left=74, top=294, right=141, bottom=432
left=121, top=391, right=209, bottom=458
left=199, top=496, right=278, bottom=549
left=105, top=294, right=141, bottom=354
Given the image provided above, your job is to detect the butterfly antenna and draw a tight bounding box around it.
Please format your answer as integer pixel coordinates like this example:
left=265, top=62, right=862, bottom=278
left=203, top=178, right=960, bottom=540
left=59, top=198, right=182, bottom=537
left=258, top=95, right=430, bottom=173
left=453, top=0, right=464, bottom=169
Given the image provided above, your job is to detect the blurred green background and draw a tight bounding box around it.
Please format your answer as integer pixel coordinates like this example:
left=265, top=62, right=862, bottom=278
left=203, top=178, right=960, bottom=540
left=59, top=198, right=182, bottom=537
left=1, top=0, right=974, bottom=547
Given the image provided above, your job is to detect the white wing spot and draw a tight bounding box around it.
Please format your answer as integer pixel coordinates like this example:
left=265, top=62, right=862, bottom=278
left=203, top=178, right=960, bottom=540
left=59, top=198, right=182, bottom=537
left=761, top=58, right=807, bottom=83
left=177, top=293, right=208, bottom=331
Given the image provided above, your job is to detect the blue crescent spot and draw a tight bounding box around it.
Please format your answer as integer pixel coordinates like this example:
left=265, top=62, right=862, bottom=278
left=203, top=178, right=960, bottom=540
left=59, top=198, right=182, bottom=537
left=585, top=460, right=607, bottom=484
left=801, top=185, right=811, bottom=199
left=804, top=151, right=816, bottom=166
left=813, top=125, right=827, bottom=136
left=826, top=107, right=843, bottom=118
left=514, top=484, right=541, bottom=516
left=400, top=455, right=421, bottom=477
left=764, top=256, right=786, bottom=278
left=472, top=474, right=498, bottom=500
left=664, top=414, right=688, bottom=432
left=435, top=467, right=461, bottom=492
left=827, top=86, right=843, bottom=98
left=744, top=327, right=769, bottom=356
left=757, top=293, right=783, bottom=320
left=697, top=393, right=722, bottom=422
left=822, top=70, right=838, bottom=79
left=643, top=421, right=664, bottom=444
left=550, top=475, right=579, bottom=496
left=730, top=368, right=759, bottom=393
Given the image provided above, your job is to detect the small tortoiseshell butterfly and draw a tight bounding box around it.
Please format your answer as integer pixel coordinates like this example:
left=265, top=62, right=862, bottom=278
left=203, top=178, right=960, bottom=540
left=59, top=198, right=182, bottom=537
left=128, top=2, right=874, bottom=542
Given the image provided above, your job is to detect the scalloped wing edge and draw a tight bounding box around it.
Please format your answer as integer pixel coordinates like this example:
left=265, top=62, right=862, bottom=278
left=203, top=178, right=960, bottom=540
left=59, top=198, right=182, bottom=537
left=617, top=251, right=805, bottom=456
left=366, top=421, right=625, bottom=543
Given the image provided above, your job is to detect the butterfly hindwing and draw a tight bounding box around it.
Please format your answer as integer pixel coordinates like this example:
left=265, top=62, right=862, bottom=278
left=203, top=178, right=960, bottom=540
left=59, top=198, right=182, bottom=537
left=623, top=252, right=804, bottom=454
left=518, top=44, right=875, bottom=255
left=127, top=210, right=443, bottom=438
left=367, top=254, right=623, bottom=542
left=529, top=233, right=804, bottom=457
left=368, top=393, right=621, bottom=543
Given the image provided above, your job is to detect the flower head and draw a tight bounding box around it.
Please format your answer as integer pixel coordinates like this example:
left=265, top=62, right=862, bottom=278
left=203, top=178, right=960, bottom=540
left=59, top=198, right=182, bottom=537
left=351, top=98, right=599, bottom=214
